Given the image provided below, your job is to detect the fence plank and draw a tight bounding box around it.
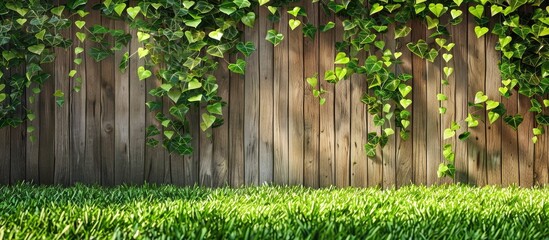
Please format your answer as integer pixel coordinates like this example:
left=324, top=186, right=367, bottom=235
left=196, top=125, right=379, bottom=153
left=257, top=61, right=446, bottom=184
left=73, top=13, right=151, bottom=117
left=273, top=14, right=289, bottom=186
left=425, top=30, right=441, bottom=186
left=258, top=7, right=274, bottom=185
left=229, top=53, right=245, bottom=187
left=452, top=7, right=469, bottom=184
left=467, top=14, right=487, bottom=186
left=518, top=95, right=534, bottom=187
left=128, top=21, right=146, bottom=185
left=412, top=20, right=427, bottom=185
left=184, top=106, right=200, bottom=186
left=213, top=57, right=230, bottom=187
left=199, top=105, right=213, bottom=187
left=485, top=26, right=502, bottom=185
left=39, top=56, right=56, bottom=185
left=319, top=6, right=335, bottom=187
left=396, top=23, right=413, bottom=187
left=334, top=17, right=350, bottom=188
left=382, top=27, right=396, bottom=188
left=10, top=65, right=26, bottom=184
left=54, top=28, right=71, bottom=186
left=303, top=0, right=319, bottom=188
left=244, top=6, right=260, bottom=186
left=351, top=51, right=367, bottom=187
left=114, top=19, right=131, bottom=185
left=0, top=67, right=10, bottom=184
left=100, top=17, right=115, bottom=186
left=144, top=65, right=164, bottom=184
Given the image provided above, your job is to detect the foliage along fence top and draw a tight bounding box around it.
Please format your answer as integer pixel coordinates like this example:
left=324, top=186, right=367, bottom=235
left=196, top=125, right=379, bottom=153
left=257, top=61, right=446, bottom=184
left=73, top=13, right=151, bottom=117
left=0, top=0, right=548, bottom=187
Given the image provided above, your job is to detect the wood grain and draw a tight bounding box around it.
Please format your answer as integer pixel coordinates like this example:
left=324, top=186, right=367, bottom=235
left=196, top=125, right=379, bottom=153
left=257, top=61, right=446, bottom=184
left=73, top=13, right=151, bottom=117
left=100, top=16, right=115, bottom=186
left=411, top=20, right=427, bottom=185
left=229, top=53, right=245, bottom=187
left=485, top=24, right=502, bottom=185
left=273, top=13, right=289, bottom=186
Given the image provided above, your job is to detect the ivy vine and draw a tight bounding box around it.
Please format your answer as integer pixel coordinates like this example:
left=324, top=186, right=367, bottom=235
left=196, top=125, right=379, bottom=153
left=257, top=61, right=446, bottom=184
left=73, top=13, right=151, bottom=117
left=1, top=0, right=548, bottom=179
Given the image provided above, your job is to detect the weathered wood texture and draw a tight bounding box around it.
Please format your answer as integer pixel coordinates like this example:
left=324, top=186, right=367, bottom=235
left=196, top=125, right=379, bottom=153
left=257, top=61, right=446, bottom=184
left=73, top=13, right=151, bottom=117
left=2, top=5, right=548, bottom=187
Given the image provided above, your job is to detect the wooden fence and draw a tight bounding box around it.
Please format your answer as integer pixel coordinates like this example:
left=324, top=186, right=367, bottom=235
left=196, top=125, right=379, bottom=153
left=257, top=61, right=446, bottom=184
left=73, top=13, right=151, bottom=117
left=1, top=2, right=548, bottom=187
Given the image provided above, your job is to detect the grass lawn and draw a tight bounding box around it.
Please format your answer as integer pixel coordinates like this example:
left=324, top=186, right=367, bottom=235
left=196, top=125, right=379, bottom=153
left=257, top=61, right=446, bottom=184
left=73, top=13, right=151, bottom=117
left=1, top=184, right=548, bottom=239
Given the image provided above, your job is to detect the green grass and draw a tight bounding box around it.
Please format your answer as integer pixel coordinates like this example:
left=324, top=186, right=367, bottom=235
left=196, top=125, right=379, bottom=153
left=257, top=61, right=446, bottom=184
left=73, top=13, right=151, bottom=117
left=1, top=184, right=549, bottom=239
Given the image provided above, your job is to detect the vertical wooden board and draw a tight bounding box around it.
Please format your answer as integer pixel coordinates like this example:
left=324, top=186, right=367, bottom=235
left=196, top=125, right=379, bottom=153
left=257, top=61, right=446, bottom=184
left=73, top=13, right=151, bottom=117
left=171, top=153, right=185, bottom=186
left=535, top=122, right=549, bottom=185
left=288, top=6, right=304, bottom=186
left=318, top=6, right=335, bottom=187
left=199, top=108, right=213, bottom=187
left=184, top=106, right=200, bottom=186
left=451, top=8, right=469, bottom=184
left=395, top=24, right=413, bottom=187
left=439, top=22, right=455, bottom=186
left=212, top=57, right=230, bottom=187
left=10, top=65, right=26, bottom=183
left=54, top=28, right=71, bottom=186
left=273, top=14, right=289, bottom=186
left=100, top=17, right=115, bottom=186
left=382, top=27, right=396, bottom=188
left=39, top=59, right=56, bottom=185
left=334, top=16, right=350, bottom=188
left=70, top=16, right=87, bottom=185
left=229, top=54, right=245, bottom=187
left=0, top=127, right=8, bottom=184
left=144, top=67, right=165, bottom=184
left=467, top=14, right=487, bottom=186
left=350, top=51, right=367, bottom=187
left=518, top=95, right=534, bottom=187
left=425, top=30, right=441, bottom=186
left=258, top=7, right=274, bottom=185
left=244, top=6, right=260, bottom=186
left=81, top=0, right=102, bottom=184
left=303, top=0, right=320, bottom=188
left=114, top=19, right=131, bottom=185
left=128, top=21, right=146, bottom=185
left=411, top=20, right=427, bottom=185
left=485, top=27, right=502, bottom=185
left=501, top=94, right=519, bottom=186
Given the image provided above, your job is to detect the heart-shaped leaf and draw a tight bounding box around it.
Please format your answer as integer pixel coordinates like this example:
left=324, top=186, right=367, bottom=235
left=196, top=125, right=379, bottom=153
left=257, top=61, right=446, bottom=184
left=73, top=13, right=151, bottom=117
left=265, top=29, right=284, bottom=46
left=486, top=100, right=499, bottom=110
left=443, top=67, right=454, bottom=77
left=137, top=47, right=149, bottom=59
left=450, top=9, right=462, bottom=19
left=208, top=29, right=223, bottom=41
left=400, top=98, right=412, bottom=109
left=474, top=26, right=489, bottom=38
left=126, top=6, right=141, bottom=19
left=401, top=119, right=410, bottom=128
left=469, top=5, right=484, bottom=19
left=76, top=32, right=86, bottom=42
left=443, top=128, right=455, bottom=139
left=228, top=59, right=246, bottom=74
left=28, top=44, right=45, bottom=55
left=137, top=66, right=152, bottom=80
left=370, top=3, right=384, bottom=15
left=499, top=36, right=512, bottom=48
left=474, top=91, right=488, bottom=104
left=241, top=12, right=255, bottom=27
left=442, top=53, right=453, bottom=62
left=288, top=19, right=301, bottom=30
left=398, top=84, right=412, bottom=97
left=137, top=32, right=150, bottom=42
left=287, top=6, right=301, bottom=17
left=236, top=42, right=255, bottom=57
left=488, top=111, right=500, bottom=124
left=334, top=52, right=350, bottom=64
left=200, top=113, right=216, bottom=131
left=428, top=3, right=446, bottom=17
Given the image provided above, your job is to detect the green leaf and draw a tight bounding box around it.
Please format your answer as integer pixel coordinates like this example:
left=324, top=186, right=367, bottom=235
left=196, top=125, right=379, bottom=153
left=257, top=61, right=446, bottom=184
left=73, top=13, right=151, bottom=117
left=207, top=102, right=223, bottom=115
left=398, top=84, right=412, bottom=97
left=208, top=30, right=223, bottom=41
left=287, top=6, right=301, bottom=17
left=137, top=66, right=152, bottom=80
left=137, top=47, right=149, bottom=59
left=233, top=0, right=251, bottom=8
left=76, top=32, right=87, bottom=42
left=241, top=12, right=256, bottom=28
left=364, top=143, right=376, bottom=157
left=370, top=3, right=384, bottom=15
left=459, top=131, right=471, bottom=140
left=289, top=19, right=301, bottom=30
left=474, top=26, right=489, bottom=38
left=428, top=3, right=446, bottom=17
left=28, top=44, right=45, bottom=55
left=265, top=29, right=284, bottom=46
left=437, top=93, right=447, bottom=101
left=486, top=100, right=499, bottom=110
left=189, top=94, right=202, bottom=102
left=126, top=6, right=141, bottom=19
left=466, top=113, right=479, bottom=127
left=228, top=59, right=246, bottom=74
left=407, top=40, right=428, bottom=59
left=137, top=32, right=150, bottom=42
left=50, top=6, right=65, bottom=16
left=188, top=80, right=202, bottom=90
left=450, top=9, right=463, bottom=19
left=114, top=3, right=126, bottom=16
left=200, top=113, right=216, bottom=131
left=437, top=163, right=449, bottom=178
left=400, top=99, right=412, bottom=109
left=468, top=5, right=484, bottom=19
left=207, top=44, right=228, bottom=58
left=488, top=111, right=500, bottom=124
left=334, top=52, right=350, bottom=64
left=443, top=128, right=455, bottom=139
left=474, top=91, right=488, bottom=104
left=321, top=22, right=335, bottom=32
